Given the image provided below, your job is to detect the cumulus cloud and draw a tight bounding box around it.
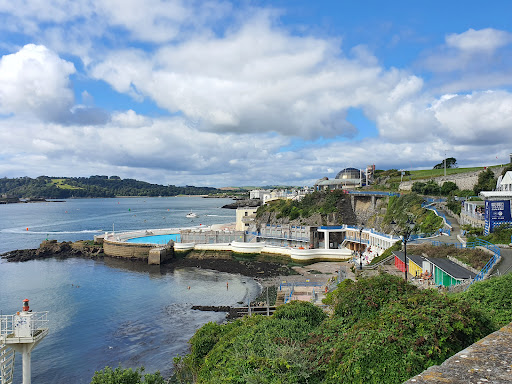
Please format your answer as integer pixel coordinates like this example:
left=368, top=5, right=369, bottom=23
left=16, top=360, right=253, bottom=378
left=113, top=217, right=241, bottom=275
left=0, top=44, right=75, bottom=121
left=0, top=3, right=511, bottom=186
left=446, top=28, right=512, bottom=53
left=419, top=28, right=512, bottom=92
left=91, top=14, right=425, bottom=140
left=111, top=110, right=152, bottom=128
left=429, top=90, right=512, bottom=144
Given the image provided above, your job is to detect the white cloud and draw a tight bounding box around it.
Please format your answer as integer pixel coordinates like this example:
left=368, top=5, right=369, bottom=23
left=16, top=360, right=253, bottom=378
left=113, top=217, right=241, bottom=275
left=446, top=28, right=512, bottom=53
left=0, top=44, right=76, bottom=121
left=111, top=110, right=152, bottom=128
left=419, top=28, right=512, bottom=92
left=0, top=3, right=511, bottom=186
left=90, top=14, right=423, bottom=140
left=430, top=90, right=512, bottom=144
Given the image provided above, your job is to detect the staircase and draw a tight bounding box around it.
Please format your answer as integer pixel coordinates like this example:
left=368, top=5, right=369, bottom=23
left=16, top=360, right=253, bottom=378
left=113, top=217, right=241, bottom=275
left=0, top=342, right=15, bottom=384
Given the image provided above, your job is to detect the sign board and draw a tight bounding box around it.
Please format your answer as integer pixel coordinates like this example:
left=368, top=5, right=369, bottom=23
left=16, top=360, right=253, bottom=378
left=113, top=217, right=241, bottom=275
left=485, top=200, right=512, bottom=232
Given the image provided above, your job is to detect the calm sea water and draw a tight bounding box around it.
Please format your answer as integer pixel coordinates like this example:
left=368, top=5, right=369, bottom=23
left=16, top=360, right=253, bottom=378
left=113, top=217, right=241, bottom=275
left=0, top=197, right=260, bottom=384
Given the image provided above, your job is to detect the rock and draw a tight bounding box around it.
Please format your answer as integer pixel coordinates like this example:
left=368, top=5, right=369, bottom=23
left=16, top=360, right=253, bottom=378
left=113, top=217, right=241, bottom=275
left=222, top=199, right=262, bottom=209
left=1, top=240, right=104, bottom=262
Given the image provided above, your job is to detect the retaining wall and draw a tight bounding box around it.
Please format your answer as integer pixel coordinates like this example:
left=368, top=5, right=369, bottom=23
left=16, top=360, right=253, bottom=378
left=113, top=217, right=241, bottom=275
left=399, top=167, right=504, bottom=191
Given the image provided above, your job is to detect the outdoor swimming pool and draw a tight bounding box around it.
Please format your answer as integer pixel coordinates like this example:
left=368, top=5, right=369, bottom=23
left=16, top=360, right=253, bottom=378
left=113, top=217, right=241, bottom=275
left=125, top=233, right=181, bottom=244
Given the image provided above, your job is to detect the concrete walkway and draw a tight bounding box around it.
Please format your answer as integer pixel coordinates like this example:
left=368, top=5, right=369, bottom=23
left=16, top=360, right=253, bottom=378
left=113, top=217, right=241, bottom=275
left=496, top=247, right=512, bottom=276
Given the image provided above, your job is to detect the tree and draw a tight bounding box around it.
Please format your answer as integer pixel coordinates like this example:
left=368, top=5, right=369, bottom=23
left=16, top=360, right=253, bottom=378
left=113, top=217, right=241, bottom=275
left=441, top=181, right=459, bottom=195
left=411, top=182, right=426, bottom=193
left=90, top=366, right=165, bottom=384
left=473, top=169, right=497, bottom=194
left=422, top=180, right=441, bottom=195
left=433, top=157, right=457, bottom=169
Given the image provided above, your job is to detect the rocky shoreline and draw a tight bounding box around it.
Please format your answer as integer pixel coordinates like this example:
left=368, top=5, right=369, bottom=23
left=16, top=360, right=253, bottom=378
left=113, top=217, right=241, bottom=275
left=0, top=240, right=104, bottom=262
left=0, top=240, right=297, bottom=279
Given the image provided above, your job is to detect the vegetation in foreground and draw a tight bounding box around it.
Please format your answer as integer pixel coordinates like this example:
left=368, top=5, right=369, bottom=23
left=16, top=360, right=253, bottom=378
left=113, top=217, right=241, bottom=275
left=168, top=273, right=512, bottom=384
left=90, top=366, right=165, bottom=384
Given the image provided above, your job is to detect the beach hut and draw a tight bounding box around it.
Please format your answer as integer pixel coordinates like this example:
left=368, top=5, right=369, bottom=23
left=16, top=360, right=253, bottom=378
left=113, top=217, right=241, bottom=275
left=393, top=251, right=407, bottom=273
left=407, top=254, right=426, bottom=278
left=424, top=257, right=476, bottom=287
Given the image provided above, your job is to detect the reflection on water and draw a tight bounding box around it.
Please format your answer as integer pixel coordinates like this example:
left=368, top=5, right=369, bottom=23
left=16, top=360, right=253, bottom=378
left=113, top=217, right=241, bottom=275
left=0, top=257, right=259, bottom=384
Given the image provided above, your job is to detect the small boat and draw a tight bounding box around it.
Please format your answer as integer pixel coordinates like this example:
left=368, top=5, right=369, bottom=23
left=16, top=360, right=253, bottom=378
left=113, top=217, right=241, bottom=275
left=186, top=212, right=198, bottom=218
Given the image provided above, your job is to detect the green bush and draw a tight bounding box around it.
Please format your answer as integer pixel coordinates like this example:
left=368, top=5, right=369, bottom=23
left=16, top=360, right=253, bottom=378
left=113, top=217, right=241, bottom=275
left=174, top=274, right=504, bottom=384
left=312, top=274, right=493, bottom=384
left=458, top=273, right=512, bottom=329
left=446, top=196, right=462, bottom=215
left=90, top=366, right=165, bottom=384
left=473, top=169, right=496, bottom=195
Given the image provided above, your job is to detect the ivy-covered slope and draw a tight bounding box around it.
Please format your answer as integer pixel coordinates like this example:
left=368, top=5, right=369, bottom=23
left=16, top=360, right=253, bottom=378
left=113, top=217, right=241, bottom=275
left=173, top=274, right=506, bottom=384
left=255, top=190, right=357, bottom=226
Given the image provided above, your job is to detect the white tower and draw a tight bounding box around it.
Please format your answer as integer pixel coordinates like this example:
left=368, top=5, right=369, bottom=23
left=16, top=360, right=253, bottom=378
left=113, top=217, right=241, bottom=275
left=0, top=300, right=49, bottom=384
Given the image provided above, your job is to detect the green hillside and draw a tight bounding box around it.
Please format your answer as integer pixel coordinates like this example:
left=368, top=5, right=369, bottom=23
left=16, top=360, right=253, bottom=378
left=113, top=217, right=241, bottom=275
left=0, top=175, right=222, bottom=199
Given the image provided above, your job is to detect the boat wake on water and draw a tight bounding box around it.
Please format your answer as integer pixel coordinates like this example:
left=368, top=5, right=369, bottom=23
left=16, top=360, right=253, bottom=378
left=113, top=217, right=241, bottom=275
left=1, top=228, right=103, bottom=234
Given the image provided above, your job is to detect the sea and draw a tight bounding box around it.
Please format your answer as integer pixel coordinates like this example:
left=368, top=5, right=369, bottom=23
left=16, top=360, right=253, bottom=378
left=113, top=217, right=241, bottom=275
left=0, top=197, right=261, bottom=383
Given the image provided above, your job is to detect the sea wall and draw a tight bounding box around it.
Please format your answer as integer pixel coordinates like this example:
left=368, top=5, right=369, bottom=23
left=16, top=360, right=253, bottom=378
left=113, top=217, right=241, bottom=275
left=148, top=247, right=173, bottom=265
left=103, top=239, right=155, bottom=260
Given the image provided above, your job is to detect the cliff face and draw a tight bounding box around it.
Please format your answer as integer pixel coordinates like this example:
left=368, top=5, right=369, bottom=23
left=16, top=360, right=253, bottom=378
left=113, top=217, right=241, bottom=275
left=254, top=193, right=358, bottom=227
left=252, top=193, right=394, bottom=233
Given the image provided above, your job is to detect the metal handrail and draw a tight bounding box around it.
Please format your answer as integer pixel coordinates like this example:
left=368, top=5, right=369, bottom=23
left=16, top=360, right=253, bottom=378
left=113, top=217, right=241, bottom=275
left=0, top=312, right=49, bottom=338
left=430, top=239, right=501, bottom=291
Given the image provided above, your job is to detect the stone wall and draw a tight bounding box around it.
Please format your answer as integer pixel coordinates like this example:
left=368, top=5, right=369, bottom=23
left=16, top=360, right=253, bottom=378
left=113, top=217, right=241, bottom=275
left=148, top=247, right=173, bottom=265
left=399, top=167, right=505, bottom=191
left=404, top=322, right=512, bottom=383
left=103, top=239, right=155, bottom=260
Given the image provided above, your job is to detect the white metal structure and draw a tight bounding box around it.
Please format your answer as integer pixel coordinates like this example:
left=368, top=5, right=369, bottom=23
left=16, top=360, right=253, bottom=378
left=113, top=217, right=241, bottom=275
left=0, top=300, right=49, bottom=384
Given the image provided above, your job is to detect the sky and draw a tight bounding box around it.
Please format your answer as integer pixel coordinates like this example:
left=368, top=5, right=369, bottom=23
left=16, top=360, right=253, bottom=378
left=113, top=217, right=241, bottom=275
left=1, top=0, right=511, bottom=187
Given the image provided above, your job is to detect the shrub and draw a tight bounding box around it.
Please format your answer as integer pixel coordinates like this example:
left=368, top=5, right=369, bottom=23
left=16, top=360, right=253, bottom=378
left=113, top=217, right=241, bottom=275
left=90, top=366, right=165, bottom=384
left=461, top=273, right=512, bottom=329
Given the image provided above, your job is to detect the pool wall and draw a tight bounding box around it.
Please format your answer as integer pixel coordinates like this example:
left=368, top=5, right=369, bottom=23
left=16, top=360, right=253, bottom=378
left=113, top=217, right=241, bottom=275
left=99, top=228, right=181, bottom=261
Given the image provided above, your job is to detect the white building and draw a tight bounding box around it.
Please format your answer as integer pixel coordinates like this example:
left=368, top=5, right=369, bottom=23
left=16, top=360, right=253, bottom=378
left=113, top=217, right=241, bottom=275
left=235, top=207, right=258, bottom=231
left=496, top=171, right=512, bottom=192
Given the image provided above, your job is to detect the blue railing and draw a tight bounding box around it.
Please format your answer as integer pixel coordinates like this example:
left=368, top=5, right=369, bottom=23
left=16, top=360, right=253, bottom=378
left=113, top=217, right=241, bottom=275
left=279, top=282, right=323, bottom=289
left=424, top=197, right=447, bottom=203
left=346, top=191, right=401, bottom=197
left=284, top=289, right=294, bottom=304
left=344, top=236, right=369, bottom=244
left=430, top=239, right=501, bottom=290
left=421, top=202, right=452, bottom=228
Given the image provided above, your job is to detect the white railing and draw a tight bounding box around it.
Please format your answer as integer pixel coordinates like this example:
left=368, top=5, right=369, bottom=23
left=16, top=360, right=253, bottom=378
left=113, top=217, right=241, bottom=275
left=0, top=312, right=49, bottom=339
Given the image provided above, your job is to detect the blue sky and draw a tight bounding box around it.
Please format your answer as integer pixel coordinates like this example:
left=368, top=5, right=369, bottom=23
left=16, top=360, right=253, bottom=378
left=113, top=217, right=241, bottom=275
left=0, top=1, right=511, bottom=186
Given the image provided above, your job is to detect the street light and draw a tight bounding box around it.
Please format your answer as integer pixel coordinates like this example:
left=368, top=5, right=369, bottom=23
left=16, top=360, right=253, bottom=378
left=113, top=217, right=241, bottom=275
left=390, top=218, right=415, bottom=281
left=359, top=223, right=365, bottom=270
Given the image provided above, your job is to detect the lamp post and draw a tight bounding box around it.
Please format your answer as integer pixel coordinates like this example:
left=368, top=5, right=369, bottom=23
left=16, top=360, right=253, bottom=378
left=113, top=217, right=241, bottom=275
left=359, top=223, right=365, bottom=270
left=391, top=218, right=415, bottom=281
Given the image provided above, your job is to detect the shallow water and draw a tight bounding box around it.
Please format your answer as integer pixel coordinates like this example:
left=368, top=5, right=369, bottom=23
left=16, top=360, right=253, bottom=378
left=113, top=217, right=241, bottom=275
left=0, top=197, right=259, bottom=383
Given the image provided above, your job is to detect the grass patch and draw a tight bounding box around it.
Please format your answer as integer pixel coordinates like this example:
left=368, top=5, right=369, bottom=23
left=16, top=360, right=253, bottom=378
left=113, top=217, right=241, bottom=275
left=387, top=165, right=500, bottom=183
left=410, top=243, right=490, bottom=270
left=50, top=178, right=83, bottom=190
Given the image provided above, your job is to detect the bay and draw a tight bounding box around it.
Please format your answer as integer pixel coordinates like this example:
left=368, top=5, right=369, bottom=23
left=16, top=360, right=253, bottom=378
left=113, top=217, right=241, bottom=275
left=0, top=197, right=259, bottom=384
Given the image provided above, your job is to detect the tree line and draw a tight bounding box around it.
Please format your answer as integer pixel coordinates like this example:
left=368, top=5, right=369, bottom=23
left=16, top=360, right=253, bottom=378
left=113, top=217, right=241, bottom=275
left=0, top=176, right=220, bottom=199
